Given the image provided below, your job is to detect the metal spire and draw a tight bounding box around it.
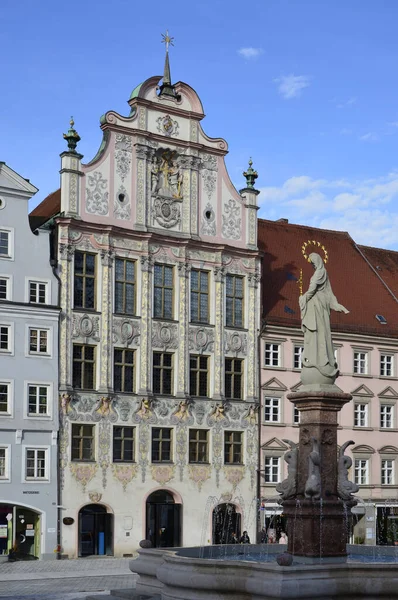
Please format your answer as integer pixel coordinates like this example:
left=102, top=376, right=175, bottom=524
left=159, top=30, right=176, bottom=98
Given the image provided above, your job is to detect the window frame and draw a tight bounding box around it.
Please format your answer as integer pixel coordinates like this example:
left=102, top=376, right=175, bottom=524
left=265, top=342, right=281, bottom=367
left=0, top=323, right=13, bottom=355
left=293, top=406, right=300, bottom=425
left=264, top=397, right=281, bottom=423
left=71, top=423, right=96, bottom=462
left=26, top=382, right=52, bottom=418
left=188, top=428, right=209, bottom=464
left=225, top=274, right=244, bottom=328
left=151, top=427, right=173, bottom=463
left=0, top=274, right=12, bottom=301
left=264, top=455, right=281, bottom=484
left=73, top=344, right=96, bottom=390
left=381, top=458, right=395, bottom=485
left=293, top=345, right=304, bottom=370
left=190, top=269, right=210, bottom=324
left=354, top=402, right=369, bottom=428
left=112, top=426, right=136, bottom=463
left=23, top=446, right=49, bottom=482
left=27, top=327, right=51, bottom=357
left=380, top=403, right=394, bottom=429
left=190, top=354, right=209, bottom=398
left=353, top=351, right=369, bottom=375
left=114, top=257, right=136, bottom=316
left=153, top=263, right=174, bottom=320
left=0, top=227, right=14, bottom=261
left=224, top=430, right=243, bottom=465
left=26, top=278, right=51, bottom=305
left=153, top=351, right=174, bottom=395
left=354, top=458, right=369, bottom=485
left=0, top=445, right=11, bottom=480
left=74, top=251, right=96, bottom=310
left=225, top=357, right=243, bottom=400
left=113, top=348, right=135, bottom=393
left=380, top=353, right=394, bottom=378
left=0, top=380, right=13, bottom=416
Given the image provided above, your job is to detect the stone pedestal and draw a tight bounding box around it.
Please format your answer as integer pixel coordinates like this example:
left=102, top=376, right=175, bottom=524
left=284, top=390, right=355, bottom=560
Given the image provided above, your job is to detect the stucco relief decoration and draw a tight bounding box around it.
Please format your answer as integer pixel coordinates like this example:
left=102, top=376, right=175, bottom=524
left=189, top=327, right=215, bottom=354
left=60, top=393, right=72, bottom=415
left=133, top=398, right=156, bottom=423
left=69, top=174, right=78, bottom=212
left=114, top=185, right=131, bottom=220
left=175, top=425, right=188, bottom=481
left=224, top=466, right=245, bottom=491
left=88, top=492, right=102, bottom=503
left=151, top=149, right=183, bottom=229
left=152, top=322, right=179, bottom=350
left=171, top=399, right=193, bottom=424
left=98, top=420, right=111, bottom=489
left=193, top=402, right=206, bottom=425
left=138, top=423, right=150, bottom=483
left=201, top=203, right=216, bottom=236
left=156, top=114, right=179, bottom=138
left=150, top=464, right=176, bottom=486
left=112, top=318, right=140, bottom=346
left=222, top=198, right=241, bottom=240
left=225, top=331, right=247, bottom=356
left=96, top=396, right=115, bottom=419
left=111, top=464, right=138, bottom=491
left=208, top=403, right=229, bottom=426
left=85, top=171, right=109, bottom=216
left=72, top=313, right=100, bottom=341
left=78, top=396, right=97, bottom=414
left=115, top=134, right=132, bottom=182
left=59, top=419, right=70, bottom=490
left=241, top=405, right=258, bottom=427
left=188, top=465, right=211, bottom=491
left=69, top=463, right=98, bottom=492
left=59, top=243, right=74, bottom=261
left=115, top=398, right=132, bottom=422
left=211, top=427, right=223, bottom=488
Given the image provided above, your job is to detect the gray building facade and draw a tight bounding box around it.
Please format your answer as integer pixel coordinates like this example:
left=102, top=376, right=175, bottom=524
left=0, top=163, right=59, bottom=560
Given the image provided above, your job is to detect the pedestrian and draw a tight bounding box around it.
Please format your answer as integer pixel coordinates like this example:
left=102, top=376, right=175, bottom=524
left=260, top=527, right=268, bottom=543
left=240, top=530, right=251, bottom=544
left=279, top=532, right=288, bottom=544
left=231, top=532, right=239, bottom=544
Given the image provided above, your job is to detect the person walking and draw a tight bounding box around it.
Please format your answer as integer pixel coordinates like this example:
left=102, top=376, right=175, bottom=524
left=240, top=531, right=251, bottom=544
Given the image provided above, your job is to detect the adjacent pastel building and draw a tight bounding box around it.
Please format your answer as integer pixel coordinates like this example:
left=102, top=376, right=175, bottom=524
left=0, top=163, right=60, bottom=559
left=31, top=47, right=261, bottom=557
left=257, top=218, right=398, bottom=545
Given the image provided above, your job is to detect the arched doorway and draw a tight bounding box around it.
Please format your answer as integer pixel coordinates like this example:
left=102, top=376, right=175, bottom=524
left=146, top=490, right=181, bottom=548
left=78, top=504, right=113, bottom=557
left=212, top=503, right=241, bottom=545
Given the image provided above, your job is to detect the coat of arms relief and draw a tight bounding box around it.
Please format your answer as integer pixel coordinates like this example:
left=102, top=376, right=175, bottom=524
left=150, top=149, right=183, bottom=229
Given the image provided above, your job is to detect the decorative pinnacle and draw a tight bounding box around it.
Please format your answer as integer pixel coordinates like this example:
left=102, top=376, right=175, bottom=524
left=63, top=116, right=81, bottom=153
left=159, top=30, right=177, bottom=98
left=161, top=30, right=174, bottom=53
left=243, top=157, right=258, bottom=189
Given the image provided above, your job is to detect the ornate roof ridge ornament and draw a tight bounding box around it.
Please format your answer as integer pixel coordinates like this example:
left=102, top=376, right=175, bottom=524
left=243, top=158, right=258, bottom=190
left=63, top=116, right=81, bottom=153
left=158, top=30, right=179, bottom=99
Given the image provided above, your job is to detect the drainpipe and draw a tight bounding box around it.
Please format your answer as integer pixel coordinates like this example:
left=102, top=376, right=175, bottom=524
left=257, top=324, right=262, bottom=540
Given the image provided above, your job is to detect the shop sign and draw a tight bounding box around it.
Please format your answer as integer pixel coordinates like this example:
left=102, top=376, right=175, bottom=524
left=63, top=517, right=74, bottom=526
left=0, top=525, right=7, bottom=538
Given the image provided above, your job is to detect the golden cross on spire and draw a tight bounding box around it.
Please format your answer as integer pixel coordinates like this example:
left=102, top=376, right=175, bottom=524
left=161, top=30, right=174, bottom=52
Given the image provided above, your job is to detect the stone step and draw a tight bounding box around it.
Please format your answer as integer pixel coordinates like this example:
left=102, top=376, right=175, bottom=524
left=85, top=591, right=158, bottom=600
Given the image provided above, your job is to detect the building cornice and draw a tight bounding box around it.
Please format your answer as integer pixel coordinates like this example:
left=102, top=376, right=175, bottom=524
left=262, top=323, right=398, bottom=347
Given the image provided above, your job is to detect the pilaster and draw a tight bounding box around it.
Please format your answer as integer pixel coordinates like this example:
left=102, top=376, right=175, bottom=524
left=213, top=266, right=225, bottom=400
left=246, top=270, right=260, bottom=402
left=59, top=242, right=75, bottom=389
left=99, top=247, right=114, bottom=392
left=134, top=144, right=150, bottom=231
left=139, top=255, right=153, bottom=394
left=240, top=187, right=260, bottom=251
left=60, top=152, right=84, bottom=218
left=176, top=261, right=190, bottom=397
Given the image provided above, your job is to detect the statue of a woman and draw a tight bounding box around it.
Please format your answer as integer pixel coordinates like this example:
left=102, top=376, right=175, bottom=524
left=299, top=252, right=349, bottom=387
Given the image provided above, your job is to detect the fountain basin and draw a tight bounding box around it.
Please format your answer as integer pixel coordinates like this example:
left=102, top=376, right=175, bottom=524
left=130, top=545, right=398, bottom=599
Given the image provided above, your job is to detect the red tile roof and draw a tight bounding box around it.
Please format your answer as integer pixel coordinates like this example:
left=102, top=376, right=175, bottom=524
left=358, top=245, right=398, bottom=302
left=258, top=218, right=398, bottom=338
left=30, top=188, right=60, bottom=219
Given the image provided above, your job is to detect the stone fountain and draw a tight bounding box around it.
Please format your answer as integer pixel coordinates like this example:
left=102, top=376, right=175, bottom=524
left=129, top=251, right=398, bottom=599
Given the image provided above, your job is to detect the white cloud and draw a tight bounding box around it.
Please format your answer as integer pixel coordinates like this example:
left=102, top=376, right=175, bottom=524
left=274, top=74, right=311, bottom=99
left=238, top=47, right=263, bottom=59
left=359, top=132, right=379, bottom=142
left=336, top=97, right=357, bottom=109
left=339, top=128, right=352, bottom=136
left=258, top=172, right=398, bottom=249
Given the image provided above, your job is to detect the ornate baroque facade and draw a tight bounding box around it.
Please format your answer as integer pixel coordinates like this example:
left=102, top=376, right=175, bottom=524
left=34, top=52, right=261, bottom=556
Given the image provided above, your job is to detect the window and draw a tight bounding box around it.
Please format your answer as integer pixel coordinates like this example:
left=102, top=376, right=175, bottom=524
left=0, top=325, right=11, bottom=352
left=0, top=277, right=10, bottom=300
left=293, top=407, right=300, bottom=425
left=154, top=264, right=173, bottom=319
left=114, top=348, right=135, bottom=393
left=29, top=328, right=48, bottom=354
left=381, top=459, right=394, bottom=485
left=264, top=456, right=280, bottom=483
left=73, top=345, right=96, bottom=390
left=115, top=258, right=136, bottom=315
left=225, top=358, right=243, bottom=400
left=265, top=343, right=281, bottom=367
left=191, top=269, right=209, bottom=323
left=0, top=230, right=10, bottom=257
left=189, top=429, right=209, bottom=463
left=28, top=385, right=49, bottom=416
left=354, top=459, right=369, bottom=485
left=190, top=355, right=209, bottom=397
left=226, top=274, right=244, bottom=328
left=153, top=352, right=173, bottom=395
left=0, top=447, right=8, bottom=479
left=353, top=351, right=368, bottom=375
left=151, top=427, right=172, bottom=462
left=74, top=251, right=96, bottom=310
left=71, top=424, right=95, bottom=461
left=113, top=426, right=135, bottom=462
left=224, top=431, right=243, bottom=464
left=380, top=404, right=394, bottom=429
left=0, top=382, right=11, bottom=414
left=29, top=281, right=48, bottom=304
left=293, top=346, right=303, bottom=369
left=354, top=403, right=368, bottom=428
left=264, top=397, right=280, bottom=423
left=25, top=448, right=47, bottom=480
left=380, top=354, right=394, bottom=377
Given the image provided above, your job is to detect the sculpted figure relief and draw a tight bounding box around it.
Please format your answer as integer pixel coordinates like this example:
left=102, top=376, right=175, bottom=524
left=276, top=439, right=298, bottom=501
left=299, top=252, right=349, bottom=387
left=304, top=437, right=321, bottom=500
left=337, top=440, right=359, bottom=501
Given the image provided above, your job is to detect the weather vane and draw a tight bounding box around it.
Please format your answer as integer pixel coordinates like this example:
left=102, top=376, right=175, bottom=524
left=161, top=30, right=174, bottom=52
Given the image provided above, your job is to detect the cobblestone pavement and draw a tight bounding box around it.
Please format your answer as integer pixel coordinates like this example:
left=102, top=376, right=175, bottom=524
left=0, top=557, right=137, bottom=599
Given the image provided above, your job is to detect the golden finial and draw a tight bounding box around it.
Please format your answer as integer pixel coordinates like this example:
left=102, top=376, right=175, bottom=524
left=161, top=30, right=174, bottom=52
left=70, top=116, right=74, bottom=128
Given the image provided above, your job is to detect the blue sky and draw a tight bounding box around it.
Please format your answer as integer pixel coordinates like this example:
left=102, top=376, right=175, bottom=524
left=2, top=0, right=398, bottom=249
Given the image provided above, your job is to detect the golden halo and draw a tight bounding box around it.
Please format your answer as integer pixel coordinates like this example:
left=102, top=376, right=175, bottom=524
left=301, top=240, right=329, bottom=264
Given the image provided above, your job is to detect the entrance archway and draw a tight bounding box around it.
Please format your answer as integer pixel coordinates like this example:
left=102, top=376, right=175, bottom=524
left=146, top=490, right=181, bottom=548
left=78, top=504, right=113, bottom=557
left=0, top=504, right=41, bottom=559
left=212, top=503, right=241, bottom=544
